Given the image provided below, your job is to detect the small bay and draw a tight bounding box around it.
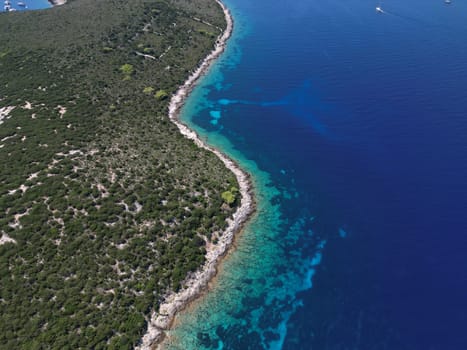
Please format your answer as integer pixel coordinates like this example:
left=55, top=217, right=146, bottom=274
left=2, top=0, right=51, bottom=12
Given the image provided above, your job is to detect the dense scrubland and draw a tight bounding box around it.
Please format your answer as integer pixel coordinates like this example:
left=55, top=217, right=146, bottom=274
left=0, top=0, right=237, bottom=348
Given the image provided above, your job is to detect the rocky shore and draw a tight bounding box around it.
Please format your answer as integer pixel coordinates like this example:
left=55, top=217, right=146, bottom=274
left=136, top=1, right=255, bottom=349
left=48, top=0, right=66, bottom=6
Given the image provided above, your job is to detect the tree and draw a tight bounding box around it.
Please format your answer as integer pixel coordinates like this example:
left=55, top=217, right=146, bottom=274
left=221, top=187, right=238, bottom=205
left=154, top=90, right=168, bottom=100
left=119, top=64, right=134, bottom=80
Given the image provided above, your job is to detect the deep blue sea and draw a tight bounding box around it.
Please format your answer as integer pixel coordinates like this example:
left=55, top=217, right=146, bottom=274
left=167, top=0, right=467, bottom=349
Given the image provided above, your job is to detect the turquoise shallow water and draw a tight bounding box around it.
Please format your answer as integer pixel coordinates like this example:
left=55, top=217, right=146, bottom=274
left=165, top=125, right=325, bottom=349
left=164, top=3, right=327, bottom=348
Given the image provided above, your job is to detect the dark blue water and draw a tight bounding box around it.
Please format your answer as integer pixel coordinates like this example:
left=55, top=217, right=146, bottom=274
left=168, top=0, right=467, bottom=349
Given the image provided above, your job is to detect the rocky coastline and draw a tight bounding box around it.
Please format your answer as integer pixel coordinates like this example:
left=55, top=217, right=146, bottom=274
left=136, top=1, right=256, bottom=349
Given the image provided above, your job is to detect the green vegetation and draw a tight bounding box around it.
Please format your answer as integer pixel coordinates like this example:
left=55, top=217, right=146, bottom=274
left=143, top=86, right=155, bottom=94
left=119, top=63, right=135, bottom=80
left=0, top=0, right=235, bottom=348
left=198, top=29, right=216, bottom=38
left=155, top=89, right=169, bottom=100
left=222, top=187, right=239, bottom=205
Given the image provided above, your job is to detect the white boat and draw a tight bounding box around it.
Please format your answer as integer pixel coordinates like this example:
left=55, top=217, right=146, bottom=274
left=17, top=1, right=26, bottom=6
left=444, top=0, right=452, bottom=4
left=376, top=6, right=384, bottom=13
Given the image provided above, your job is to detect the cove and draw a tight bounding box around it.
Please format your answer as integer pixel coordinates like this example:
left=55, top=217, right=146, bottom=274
left=2, top=0, right=51, bottom=12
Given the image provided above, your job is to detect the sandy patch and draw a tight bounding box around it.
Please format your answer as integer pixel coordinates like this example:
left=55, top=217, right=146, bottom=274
left=0, top=233, right=17, bottom=245
left=22, top=101, right=33, bottom=110
left=0, top=106, right=15, bottom=125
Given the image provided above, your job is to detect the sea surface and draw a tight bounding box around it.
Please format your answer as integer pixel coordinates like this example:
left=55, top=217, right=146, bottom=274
left=167, top=0, right=467, bottom=349
left=1, top=0, right=50, bottom=12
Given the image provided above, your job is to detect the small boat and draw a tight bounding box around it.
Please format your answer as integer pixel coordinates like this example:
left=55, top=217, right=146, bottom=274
left=444, top=0, right=452, bottom=4
left=17, top=1, right=26, bottom=6
left=376, top=6, right=384, bottom=13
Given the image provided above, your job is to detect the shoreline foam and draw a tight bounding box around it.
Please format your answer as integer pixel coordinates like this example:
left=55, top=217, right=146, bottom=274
left=136, top=1, right=256, bottom=349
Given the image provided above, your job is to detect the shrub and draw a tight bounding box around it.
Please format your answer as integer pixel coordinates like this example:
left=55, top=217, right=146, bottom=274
left=154, top=89, right=168, bottom=100
left=119, top=64, right=134, bottom=76
left=221, top=190, right=235, bottom=205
